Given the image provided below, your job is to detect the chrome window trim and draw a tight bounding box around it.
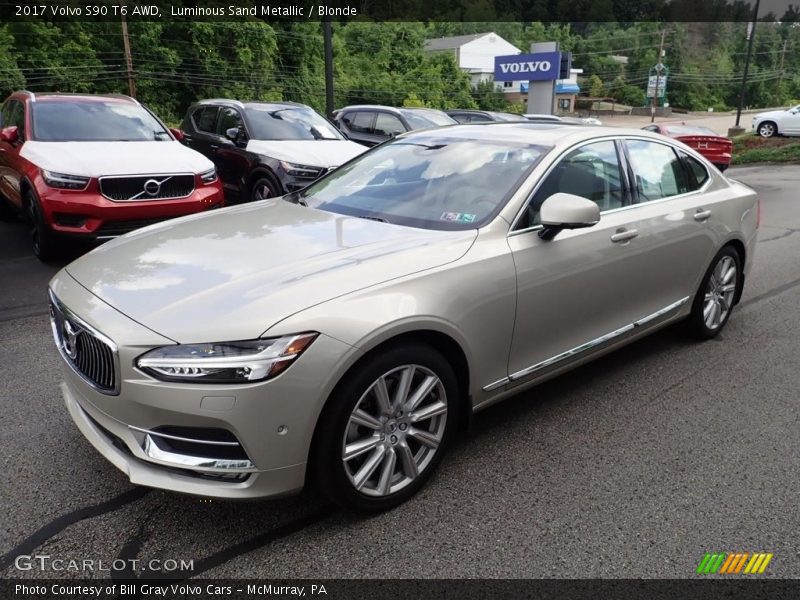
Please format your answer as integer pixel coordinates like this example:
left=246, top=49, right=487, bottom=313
left=482, top=296, right=690, bottom=392
left=48, top=289, right=121, bottom=396
left=98, top=172, right=196, bottom=202
left=507, top=135, right=715, bottom=237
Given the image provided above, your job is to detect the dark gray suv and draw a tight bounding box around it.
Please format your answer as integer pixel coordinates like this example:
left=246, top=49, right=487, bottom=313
left=332, top=105, right=456, bottom=147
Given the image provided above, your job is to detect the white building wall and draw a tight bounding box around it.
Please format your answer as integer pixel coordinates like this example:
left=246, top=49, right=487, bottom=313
left=458, top=34, right=524, bottom=94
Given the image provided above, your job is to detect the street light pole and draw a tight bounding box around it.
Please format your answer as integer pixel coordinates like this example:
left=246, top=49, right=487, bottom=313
left=735, top=0, right=760, bottom=128
left=323, top=19, right=334, bottom=119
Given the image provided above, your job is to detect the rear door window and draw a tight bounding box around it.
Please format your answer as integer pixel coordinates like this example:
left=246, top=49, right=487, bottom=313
left=625, top=139, right=689, bottom=202
left=192, top=106, right=219, bottom=133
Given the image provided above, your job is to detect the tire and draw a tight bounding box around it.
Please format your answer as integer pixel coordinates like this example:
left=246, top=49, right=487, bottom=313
left=25, top=190, right=58, bottom=262
left=715, top=164, right=729, bottom=173
left=249, top=174, right=281, bottom=202
left=757, top=121, right=777, bottom=138
left=313, top=344, right=459, bottom=512
left=688, top=246, right=742, bottom=339
left=0, top=195, right=16, bottom=221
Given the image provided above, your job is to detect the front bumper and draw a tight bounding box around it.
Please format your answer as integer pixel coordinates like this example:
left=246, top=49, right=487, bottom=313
left=38, top=177, right=224, bottom=239
left=51, top=272, right=358, bottom=499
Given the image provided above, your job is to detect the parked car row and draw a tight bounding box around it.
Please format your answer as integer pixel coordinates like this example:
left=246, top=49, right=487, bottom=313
left=1, top=89, right=753, bottom=263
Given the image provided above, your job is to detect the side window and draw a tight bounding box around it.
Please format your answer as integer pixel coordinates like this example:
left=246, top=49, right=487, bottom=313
left=192, top=106, right=219, bottom=133
left=515, top=140, right=625, bottom=231
left=216, top=107, right=243, bottom=137
left=4, top=101, right=25, bottom=138
left=374, top=112, right=406, bottom=137
left=626, top=139, right=689, bottom=202
left=344, top=111, right=374, bottom=134
left=448, top=113, right=468, bottom=123
left=469, top=114, right=492, bottom=122
left=682, top=153, right=710, bottom=191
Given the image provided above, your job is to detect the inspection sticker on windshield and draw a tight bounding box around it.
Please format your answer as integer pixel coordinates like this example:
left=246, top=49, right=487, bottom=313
left=441, top=212, right=476, bottom=223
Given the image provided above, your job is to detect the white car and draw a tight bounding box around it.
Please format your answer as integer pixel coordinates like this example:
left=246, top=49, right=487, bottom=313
left=751, top=104, right=800, bottom=138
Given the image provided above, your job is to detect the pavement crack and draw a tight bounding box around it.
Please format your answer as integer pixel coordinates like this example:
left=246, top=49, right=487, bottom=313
left=145, top=504, right=338, bottom=581
left=0, top=487, right=150, bottom=572
left=759, top=228, right=800, bottom=243
left=740, top=276, right=800, bottom=309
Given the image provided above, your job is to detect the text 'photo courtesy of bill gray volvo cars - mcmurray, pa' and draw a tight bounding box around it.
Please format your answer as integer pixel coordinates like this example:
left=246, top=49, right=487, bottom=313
left=47, top=122, right=757, bottom=511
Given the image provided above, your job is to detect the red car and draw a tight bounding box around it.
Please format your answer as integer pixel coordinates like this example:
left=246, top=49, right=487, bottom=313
left=642, top=122, right=732, bottom=172
left=0, top=92, right=224, bottom=261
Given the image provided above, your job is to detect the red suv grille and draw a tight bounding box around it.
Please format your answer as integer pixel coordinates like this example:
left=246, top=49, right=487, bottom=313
left=99, top=174, right=195, bottom=201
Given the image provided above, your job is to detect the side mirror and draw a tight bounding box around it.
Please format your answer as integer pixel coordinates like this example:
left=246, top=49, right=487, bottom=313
left=538, top=193, right=600, bottom=241
left=169, top=127, right=185, bottom=142
left=225, top=127, right=240, bottom=142
left=0, top=126, right=19, bottom=143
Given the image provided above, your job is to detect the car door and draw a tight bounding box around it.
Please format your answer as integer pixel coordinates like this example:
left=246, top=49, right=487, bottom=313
left=782, top=105, right=800, bottom=135
left=183, top=105, right=220, bottom=159
left=505, top=138, right=710, bottom=386
left=213, top=106, right=251, bottom=198
left=0, top=100, right=26, bottom=208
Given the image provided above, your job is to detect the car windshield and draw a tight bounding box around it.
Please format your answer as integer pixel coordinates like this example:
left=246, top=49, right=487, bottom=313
left=245, top=106, right=342, bottom=140
left=32, top=101, right=171, bottom=142
left=300, top=136, right=549, bottom=230
left=664, top=125, right=719, bottom=136
left=401, top=109, right=457, bottom=129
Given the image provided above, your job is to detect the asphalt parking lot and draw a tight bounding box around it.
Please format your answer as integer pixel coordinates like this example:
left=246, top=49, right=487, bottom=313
left=1, top=163, right=798, bottom=580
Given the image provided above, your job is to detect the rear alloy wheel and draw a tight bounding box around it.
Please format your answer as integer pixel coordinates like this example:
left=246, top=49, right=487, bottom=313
left=688, top=247, right=741, bottom=339
left=757, top=121, right=776, bottom=138
left=250, top=176, right=281, bottom=201
left=315, top=345, right=458, bottom=511
left=26, top=191, right=58, bottom=262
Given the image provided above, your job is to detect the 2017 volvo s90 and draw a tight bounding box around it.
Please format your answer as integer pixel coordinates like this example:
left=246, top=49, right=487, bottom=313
left=48, top=124, right=758, bottom=511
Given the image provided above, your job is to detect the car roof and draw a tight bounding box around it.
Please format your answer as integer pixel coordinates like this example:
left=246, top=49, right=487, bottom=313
left=193, top=99, right=311, bottom=111
left=15, top=92, right=138, bottom=104
left=397, top=122, right=669, bottom=147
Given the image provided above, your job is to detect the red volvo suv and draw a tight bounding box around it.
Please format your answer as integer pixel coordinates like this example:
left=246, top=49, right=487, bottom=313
left=0, top=92, right=224, bottom=261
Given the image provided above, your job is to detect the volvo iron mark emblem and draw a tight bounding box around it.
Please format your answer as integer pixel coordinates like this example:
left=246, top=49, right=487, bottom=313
left=62, top=319, right=80, bottom=360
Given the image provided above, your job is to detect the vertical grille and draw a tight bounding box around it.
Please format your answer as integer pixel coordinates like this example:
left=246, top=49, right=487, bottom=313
left=49, top=293, right=119, bottom=394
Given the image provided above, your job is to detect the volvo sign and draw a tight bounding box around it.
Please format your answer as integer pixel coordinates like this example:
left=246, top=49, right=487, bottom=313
left=494, top=52, right=561, bottom=82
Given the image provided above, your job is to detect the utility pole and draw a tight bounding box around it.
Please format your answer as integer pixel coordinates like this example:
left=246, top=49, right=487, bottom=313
left=323, top=19, right=334, bottom=119
left=777, top=38, right=788, bottom=95
left=735, top=0, right=760, bottom=128
left=650, top=29, right=666, bottom=123
left=121, top=14, right=136, bottom=98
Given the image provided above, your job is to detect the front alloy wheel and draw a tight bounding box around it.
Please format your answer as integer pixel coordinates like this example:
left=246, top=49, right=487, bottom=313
left=342, top=365, right=448, bottom=497
left=314, top=344, right=458, bottom=511
left=757, top=121, right=776, bottom=138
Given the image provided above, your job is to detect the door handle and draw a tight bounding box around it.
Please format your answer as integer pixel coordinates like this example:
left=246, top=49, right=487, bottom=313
left=694, top=209, right=712, bottom=221
left=209, top=144, right=219, bottom=150
left=611, top=228, right=639, bottom=243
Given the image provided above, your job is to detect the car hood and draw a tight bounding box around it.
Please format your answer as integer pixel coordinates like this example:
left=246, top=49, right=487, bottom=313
left=65, top=201, right=477, bottom=343
left=753, top=109, right=788, bottom=120
left=21, top=141, right=213, bottom=178
left=245, top=139, right=367, bottom=168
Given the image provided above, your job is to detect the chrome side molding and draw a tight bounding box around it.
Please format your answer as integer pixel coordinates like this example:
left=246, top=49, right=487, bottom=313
left=483, top=296, right=690, bottom=392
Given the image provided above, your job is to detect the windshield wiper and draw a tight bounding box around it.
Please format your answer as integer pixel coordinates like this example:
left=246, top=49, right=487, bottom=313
left=284, top=191, right=307, bottom=206
left=355, top=214, right=389, bottom=223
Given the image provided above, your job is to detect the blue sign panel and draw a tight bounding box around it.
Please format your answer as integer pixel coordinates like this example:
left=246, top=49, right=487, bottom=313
left=494, top=52, right=561, bottom=82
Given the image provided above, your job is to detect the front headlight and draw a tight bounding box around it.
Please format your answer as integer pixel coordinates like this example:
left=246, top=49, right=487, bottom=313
left=199, top=167, right=217, bottom=183
left=42, top=170, right=90, bottom=190
left=279, top=161, right=324, bottom=179
left=136, top=333, right=318, bottom=384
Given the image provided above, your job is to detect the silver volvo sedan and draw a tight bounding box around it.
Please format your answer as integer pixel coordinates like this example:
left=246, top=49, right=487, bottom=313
left=48, top=124, right=758, bottom=511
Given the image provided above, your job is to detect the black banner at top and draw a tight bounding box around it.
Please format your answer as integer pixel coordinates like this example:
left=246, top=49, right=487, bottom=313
left=0, top=0, right=798, bottom=22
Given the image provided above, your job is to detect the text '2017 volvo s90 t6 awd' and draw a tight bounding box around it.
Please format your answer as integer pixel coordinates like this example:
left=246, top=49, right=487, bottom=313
left=49, top=123, right=758, bottom=511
